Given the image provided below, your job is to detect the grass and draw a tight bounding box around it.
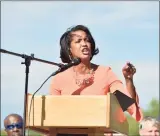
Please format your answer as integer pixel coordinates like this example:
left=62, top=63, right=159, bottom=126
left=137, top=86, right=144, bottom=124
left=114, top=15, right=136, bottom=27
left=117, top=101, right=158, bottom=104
left=1, top=130, right=43, bottom=136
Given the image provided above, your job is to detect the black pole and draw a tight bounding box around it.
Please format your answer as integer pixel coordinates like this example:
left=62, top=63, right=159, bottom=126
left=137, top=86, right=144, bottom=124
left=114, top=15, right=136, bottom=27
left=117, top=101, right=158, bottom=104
left=22, top=56, right=31, bottom=136
left=0, top=49, right=64, bottom=67
left=0, top=48, right=64, bottom=136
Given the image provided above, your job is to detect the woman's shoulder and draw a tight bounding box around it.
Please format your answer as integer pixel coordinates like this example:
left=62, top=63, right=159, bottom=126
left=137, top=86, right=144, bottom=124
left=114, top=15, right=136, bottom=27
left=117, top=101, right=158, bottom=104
left=92, top=63, right=112, bottom=73
left=51, top=67, right=72, bottom=81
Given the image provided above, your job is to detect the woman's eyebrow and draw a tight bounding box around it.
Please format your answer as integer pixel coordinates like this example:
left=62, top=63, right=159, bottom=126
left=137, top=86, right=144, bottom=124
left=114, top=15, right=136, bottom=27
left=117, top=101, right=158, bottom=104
left=71, top=34, right=82, bottom=38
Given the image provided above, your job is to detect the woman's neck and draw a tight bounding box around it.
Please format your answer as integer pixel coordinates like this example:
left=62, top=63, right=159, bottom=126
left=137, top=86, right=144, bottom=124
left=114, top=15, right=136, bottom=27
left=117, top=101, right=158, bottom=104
left=73, top=61, right=92, bottom=75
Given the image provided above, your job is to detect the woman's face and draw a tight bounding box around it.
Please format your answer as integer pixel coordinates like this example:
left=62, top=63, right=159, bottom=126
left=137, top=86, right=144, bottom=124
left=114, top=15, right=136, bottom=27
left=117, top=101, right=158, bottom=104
left=70, top=30, right=92, bottom=62
left=140, top=126, right=159, bottom=136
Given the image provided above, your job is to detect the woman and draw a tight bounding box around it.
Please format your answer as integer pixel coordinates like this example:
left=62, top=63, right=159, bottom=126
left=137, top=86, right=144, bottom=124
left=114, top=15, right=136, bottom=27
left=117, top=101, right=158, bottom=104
left=139, top=116, right=160, bottom=136
left=50, top=25, right=143, bottom=135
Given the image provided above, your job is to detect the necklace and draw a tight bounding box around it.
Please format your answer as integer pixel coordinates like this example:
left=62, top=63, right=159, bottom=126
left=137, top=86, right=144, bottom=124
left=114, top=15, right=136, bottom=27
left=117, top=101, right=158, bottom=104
left=73, top=67, right=95, bottom=87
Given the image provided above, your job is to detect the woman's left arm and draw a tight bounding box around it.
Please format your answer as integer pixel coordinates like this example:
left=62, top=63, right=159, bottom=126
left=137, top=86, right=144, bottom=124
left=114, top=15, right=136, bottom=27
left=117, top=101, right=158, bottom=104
left=108, top=63, right=143, bottom=122
left=122, top=62, right=137, bottom=101
left=122, top=62, right=143, bottom=121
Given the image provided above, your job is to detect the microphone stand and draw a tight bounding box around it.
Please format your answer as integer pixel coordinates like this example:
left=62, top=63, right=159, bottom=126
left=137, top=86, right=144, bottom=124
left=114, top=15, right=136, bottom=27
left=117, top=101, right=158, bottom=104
left=0, top=49, right=64, bottom=136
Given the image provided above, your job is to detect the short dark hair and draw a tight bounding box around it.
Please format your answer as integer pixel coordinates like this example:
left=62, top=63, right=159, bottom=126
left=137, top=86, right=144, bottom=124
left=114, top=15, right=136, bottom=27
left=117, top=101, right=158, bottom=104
left=60, top=25, right=99, bottom=63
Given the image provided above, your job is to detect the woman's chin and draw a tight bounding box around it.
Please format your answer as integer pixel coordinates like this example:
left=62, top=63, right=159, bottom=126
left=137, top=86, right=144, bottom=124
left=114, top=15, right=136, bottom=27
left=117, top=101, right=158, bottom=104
left=79, top=56, right=91, bottom=62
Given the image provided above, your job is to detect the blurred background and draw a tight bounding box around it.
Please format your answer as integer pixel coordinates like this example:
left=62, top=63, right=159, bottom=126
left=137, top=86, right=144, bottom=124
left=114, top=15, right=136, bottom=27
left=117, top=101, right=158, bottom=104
left=1, top=1, right=159, bottom=135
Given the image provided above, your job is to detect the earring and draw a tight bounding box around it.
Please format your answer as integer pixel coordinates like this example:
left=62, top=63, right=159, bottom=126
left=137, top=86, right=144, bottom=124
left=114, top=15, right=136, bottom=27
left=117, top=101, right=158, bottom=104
left=69, top=54, right=72, bottom=61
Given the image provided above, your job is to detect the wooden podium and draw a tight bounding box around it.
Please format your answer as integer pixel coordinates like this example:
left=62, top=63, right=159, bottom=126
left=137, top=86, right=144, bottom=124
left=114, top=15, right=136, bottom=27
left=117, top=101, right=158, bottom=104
left=26, top=93, right=128, bottom=136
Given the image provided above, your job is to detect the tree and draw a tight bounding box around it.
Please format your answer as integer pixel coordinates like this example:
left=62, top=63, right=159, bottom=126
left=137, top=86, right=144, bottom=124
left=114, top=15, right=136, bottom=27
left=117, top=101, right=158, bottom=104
left=143, top=98, right=159, bottom=118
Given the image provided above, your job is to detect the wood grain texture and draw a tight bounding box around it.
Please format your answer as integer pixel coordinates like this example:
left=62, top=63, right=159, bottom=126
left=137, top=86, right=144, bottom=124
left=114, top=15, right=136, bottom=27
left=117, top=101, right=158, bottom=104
left=26, top=93, right=128, bottom=135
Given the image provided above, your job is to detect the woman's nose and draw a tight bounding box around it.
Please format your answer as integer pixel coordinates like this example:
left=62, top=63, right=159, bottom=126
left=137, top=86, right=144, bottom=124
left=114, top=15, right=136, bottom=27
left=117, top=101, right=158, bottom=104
left=81, top=40, right=87, bottom=46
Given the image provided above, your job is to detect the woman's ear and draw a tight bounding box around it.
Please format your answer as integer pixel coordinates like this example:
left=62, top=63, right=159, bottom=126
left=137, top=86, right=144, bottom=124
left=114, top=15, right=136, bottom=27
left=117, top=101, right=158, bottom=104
left=69, top=47, right=72, bottom=52
left=68, top=48, right=72, bottom=61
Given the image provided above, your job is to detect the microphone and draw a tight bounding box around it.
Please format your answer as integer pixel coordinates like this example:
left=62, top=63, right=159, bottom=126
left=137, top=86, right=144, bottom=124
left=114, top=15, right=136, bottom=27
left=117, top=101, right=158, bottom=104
left=54, top=58, right=81, bottom=74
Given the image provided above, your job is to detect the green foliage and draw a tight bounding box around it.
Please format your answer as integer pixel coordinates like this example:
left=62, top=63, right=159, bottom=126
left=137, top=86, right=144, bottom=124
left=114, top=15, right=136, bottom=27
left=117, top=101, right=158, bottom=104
left=0, top=130, right=43, bottom=136
left=143, top=98, right=159, bottom=118
left=1, top=130, right=6, bottom=136
left=27, top=130, right=43, bottom=136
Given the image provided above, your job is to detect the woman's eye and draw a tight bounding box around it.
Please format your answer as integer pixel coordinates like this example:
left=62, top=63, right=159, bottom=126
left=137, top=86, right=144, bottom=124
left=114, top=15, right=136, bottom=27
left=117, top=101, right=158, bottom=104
left=75, top=39, right=81, bottom=43
left=85, top=38, right=90, bottom=42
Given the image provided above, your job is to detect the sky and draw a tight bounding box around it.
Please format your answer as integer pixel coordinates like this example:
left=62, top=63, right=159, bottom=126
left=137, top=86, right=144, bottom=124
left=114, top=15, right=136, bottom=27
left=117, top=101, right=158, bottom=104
left=1, top=1, right=159, bottom=129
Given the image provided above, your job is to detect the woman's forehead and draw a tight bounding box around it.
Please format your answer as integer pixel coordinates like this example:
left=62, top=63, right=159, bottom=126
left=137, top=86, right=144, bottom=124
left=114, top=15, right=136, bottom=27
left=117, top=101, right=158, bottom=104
left=70, top=30, right=87, bottom=38
left=142, top=122, right=159, bottom=130
left=146, top=126, right=159, bottom=131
